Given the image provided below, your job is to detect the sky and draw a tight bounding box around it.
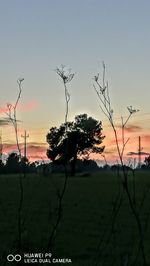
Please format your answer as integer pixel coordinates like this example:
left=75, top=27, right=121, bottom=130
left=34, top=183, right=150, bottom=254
left=0, top=0, right=150, bottom=164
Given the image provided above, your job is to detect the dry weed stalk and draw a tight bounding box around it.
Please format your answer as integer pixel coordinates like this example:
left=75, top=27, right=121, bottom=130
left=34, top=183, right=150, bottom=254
left=94, top=63, right=147, bottom=265
left=5, top=78, right=24, bottom=252
left=47, top=65, right=74, bottom=250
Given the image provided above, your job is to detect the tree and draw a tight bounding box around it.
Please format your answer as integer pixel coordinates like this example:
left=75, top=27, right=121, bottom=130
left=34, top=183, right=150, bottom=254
left=5, top=152, right=20, bottom=173
left=0, top=159, right=4, bottom=174
left=46, top=114, right=105, bottom=176
left=144, top=155, right=150, bottom=168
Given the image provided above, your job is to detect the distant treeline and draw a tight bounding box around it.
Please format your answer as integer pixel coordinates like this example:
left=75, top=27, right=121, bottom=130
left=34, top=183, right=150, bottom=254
left=0, top=152, right=99, bottom=175
left=0, top=152, right=150, bottom=175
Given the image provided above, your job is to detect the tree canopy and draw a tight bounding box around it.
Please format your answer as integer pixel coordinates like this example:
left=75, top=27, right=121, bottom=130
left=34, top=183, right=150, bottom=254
left=144, top=155, right=150, bottom=168
left=46, top=114, right=105, bottom=175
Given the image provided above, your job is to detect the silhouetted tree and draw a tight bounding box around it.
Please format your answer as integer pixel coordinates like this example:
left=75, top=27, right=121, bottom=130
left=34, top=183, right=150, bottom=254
left=47, top=114, right=105, bottom=176
left=0, top=159, right=4, bottom=174
left=6, top=152, right=20, bottom=173
left=144, top=155, right=150, bottom=168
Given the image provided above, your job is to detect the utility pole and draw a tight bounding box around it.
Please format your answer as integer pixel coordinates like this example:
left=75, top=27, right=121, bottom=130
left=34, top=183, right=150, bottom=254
left=21, top=130, right=29, bottom=159
left=0, top=131, right=2, bottom=160
left=138, top=136, right=142, bottom=168
left=101, top=154, right=108, bottom=165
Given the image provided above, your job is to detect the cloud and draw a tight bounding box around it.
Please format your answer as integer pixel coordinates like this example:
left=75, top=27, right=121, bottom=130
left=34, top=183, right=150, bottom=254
left=0, top=118, right=11, bottom=126
left=3, top=143, right=18, bottom=150
left=0, top=107, right=9, bottom=114
left=0, top=100, right=38, bottom=114
left=27, top=144, right=48, bottom=161
left=18, top=100, right=39, bottom=112
left=26, top=142, right=47, bottom=146
left=3, top=142, right=48, bottom=161
left=27, top=145, right=46, bottom=153
left=103, top=148, right=117, bottom=154
left=125, top=125, right=143, bottom=133
left=116, top=124, right=143, bottom=133
left=141, top=135, right=150, bottom=142
left=106, top=137, right=124, bottom=146
left=127, top=151, right=150, bottom=156
left=28, top=155, right=48, bottom=161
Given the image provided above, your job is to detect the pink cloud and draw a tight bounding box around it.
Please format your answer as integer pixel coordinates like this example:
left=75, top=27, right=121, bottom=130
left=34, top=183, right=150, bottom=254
left=18, top=100, right=39, bottom=112
left=0, top=100, right=38, bottom=114
left=3, top=142, right=48, bottom=162
left=0, top=106, right=9, bottom=114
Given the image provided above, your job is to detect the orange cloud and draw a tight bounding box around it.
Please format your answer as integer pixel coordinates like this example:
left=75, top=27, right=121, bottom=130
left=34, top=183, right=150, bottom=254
left=141, top=135, right=150, bottom=142
left=127, top=151, right=150, bottom=156
left=116, top=123, right=142, bottom=130
left=98, top=124, right=150, bottom=165
left=123, top=125, right=143, bottom=133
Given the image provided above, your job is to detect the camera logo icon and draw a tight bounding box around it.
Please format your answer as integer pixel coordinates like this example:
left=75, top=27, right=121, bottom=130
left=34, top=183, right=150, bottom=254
left=7, top=254, right=22, bottom=262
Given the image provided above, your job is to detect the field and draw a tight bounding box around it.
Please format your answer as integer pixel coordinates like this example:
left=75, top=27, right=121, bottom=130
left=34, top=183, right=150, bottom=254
left=0, top=170, right=150, bottom=266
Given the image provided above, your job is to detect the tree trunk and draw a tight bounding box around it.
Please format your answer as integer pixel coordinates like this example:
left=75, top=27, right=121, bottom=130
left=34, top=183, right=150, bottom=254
left=70, top=155, right=77, bottom=176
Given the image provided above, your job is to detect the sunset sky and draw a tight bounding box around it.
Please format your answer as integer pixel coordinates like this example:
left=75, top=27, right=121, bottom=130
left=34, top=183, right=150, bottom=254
left=0, top=0, right=150, bottom=164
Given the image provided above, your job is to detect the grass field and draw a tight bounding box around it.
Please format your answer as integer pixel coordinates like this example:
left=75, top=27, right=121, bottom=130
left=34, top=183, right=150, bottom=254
left=0, top=170, right=150, bottom=265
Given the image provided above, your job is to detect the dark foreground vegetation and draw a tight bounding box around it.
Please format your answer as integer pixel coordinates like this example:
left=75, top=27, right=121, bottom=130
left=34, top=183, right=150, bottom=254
left=0, top=170, right=150, bottom=266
